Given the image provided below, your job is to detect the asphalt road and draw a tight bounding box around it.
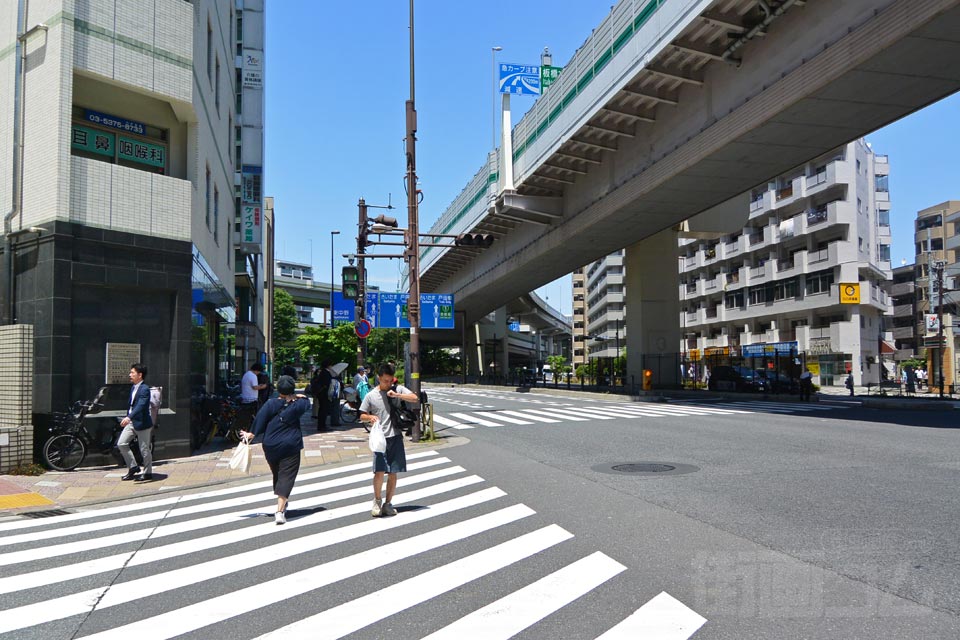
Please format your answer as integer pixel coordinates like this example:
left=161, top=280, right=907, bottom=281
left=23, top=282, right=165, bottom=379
left=0, top=387, right=957, bottom=639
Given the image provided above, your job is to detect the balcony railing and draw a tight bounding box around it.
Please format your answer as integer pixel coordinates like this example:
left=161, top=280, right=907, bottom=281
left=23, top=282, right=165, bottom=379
left=807, top=205, right=829, bottom=226
left=777, top=258, right=794, bottom=271
left=750, top=265, right=766, bottom=278
left=749, top=233, right=763, bottom=246
left=705, top=307, right=718, bottom=319
left=686, top=283, right=698, bottom=294
left=809, top=247, right=830, bottom=263
left=806, top=171, right=827, bottom=188
left=725, top=242, right=739, bottom=255
left=776, top=184, right=794, bottom=200
left=726, top=272, right=740, bottom=285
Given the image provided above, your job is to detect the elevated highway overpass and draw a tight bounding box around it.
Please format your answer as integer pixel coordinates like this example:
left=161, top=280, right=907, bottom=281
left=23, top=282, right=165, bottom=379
left=419, top=0, right=960, bottom=383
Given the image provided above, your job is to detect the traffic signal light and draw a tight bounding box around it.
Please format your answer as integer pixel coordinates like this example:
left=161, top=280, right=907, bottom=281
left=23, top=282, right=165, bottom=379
left=342, top=265, right=359, bottom=300
left=454, top=233, right=495, bottom=248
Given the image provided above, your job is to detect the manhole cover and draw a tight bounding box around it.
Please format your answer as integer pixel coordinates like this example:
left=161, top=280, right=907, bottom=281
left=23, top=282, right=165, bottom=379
left=592, top=462, right=699, bottom=477
left=612, top=463, right=676, bottom=473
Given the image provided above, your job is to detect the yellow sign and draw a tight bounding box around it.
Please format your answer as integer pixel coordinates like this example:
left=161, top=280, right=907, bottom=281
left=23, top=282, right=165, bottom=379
left=839, top=283, right=861, bottom=304
left=806, top=363, right=820, bottom=376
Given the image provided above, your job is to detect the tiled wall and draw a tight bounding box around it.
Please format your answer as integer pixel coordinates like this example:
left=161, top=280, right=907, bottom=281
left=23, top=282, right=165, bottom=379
left=0, top=325, right=34, bottom=472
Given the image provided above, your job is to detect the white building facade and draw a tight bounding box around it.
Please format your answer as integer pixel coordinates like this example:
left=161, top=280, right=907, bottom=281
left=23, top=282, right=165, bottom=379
left=0, top=0, right=265, bottom=459
left=679, top=139, right=893, bottom=387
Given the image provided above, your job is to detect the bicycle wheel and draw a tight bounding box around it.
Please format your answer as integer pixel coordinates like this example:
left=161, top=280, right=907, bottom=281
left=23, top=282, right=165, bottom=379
left=340, top=402, right=359, bottom=424
left=44, top=434, right=87, bottom=471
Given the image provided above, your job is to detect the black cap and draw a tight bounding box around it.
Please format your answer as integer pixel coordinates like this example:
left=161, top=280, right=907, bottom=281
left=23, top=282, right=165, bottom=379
left=277, top=375, right=296, bottom=395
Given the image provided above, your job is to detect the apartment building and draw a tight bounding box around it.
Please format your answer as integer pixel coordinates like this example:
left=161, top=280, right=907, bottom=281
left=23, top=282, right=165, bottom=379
left=915, top=201, right=960, bottom=391
left=0, top=0, right=265, bottom=459
left=275, top=260, right=316, bottom=324
left=883, top=263, right=917, bottom=361
left=571, top=267, right=587, bottom=368
left=679, top=139, right=893, bottom=387
left=585, top=251, right=625, bottom=365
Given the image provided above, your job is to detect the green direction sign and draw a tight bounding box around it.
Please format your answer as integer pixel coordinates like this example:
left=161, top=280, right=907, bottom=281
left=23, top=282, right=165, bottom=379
left=71, top=124, right=115, bottom=158
left=118, top=136, right=166, bottom=168
left=541, top=65, right=562, bottom=90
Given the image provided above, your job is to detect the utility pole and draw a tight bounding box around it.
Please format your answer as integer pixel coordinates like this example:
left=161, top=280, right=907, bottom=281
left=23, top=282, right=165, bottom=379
left=937, top=260, right=945, bottom=398
left=357, top=198, right=368, bottom=369
left=405, top=0, right=422, bottom=441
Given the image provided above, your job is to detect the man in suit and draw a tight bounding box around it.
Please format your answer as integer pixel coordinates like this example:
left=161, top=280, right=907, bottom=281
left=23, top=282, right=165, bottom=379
left=118, top=362, right=154, bottom=481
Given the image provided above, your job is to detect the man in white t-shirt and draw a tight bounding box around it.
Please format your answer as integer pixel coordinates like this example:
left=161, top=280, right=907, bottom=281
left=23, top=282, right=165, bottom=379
left=359, top=363, right=418, bottom=517
left=239, top=363, right=266, bottom=429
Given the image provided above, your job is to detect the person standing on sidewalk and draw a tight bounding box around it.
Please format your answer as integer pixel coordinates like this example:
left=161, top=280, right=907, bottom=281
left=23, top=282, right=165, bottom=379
left=845, top=371, right=855, bottom=396
left=799, top=367, right=813, bottom=402
left=359, top=363, right=419, bottom=517
left=118, top=363, right=154, bottom=481
left=240, top=375, right=309, bottom=525
left=313, top=361, right=332, bottom=430
left=239, top=363, right=267, bottom=431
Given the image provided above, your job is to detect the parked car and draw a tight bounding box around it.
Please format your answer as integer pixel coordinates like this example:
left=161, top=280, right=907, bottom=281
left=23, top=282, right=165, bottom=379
left=755, top=369, right=799, bottom=394
left=707, top=366, right=767, bottom=392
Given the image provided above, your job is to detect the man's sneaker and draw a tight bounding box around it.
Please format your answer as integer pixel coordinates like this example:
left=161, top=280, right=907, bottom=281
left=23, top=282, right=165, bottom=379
left=381, top=502, right=397, bottom=517
left=275, top=511, right=286, bottom=525
left=371, top=498, right=382, bottom=517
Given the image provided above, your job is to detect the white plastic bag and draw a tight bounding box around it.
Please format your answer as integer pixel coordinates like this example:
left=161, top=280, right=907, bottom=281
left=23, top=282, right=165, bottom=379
left=368, top=422, right=386, bottom=454
left=229, top=440, right=252, bottom=473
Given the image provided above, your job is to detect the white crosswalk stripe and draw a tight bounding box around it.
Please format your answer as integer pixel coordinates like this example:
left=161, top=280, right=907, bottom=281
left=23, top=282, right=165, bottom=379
left=0, top=451, right=706, bottom=640
left=596, top=591, right=707, bottom=639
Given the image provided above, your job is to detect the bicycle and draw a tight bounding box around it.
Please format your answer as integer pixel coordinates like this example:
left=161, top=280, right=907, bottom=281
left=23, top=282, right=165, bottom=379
left=43, top=387, right=154, bottom=471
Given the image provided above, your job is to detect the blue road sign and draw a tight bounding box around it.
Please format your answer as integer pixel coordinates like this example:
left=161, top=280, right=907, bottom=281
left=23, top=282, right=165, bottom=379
left=379, top=292, right=411, bottom=329
left=499, top=63, right=541, bottom=96
left=509, top=321, right=521, bottom=332
left=332, top=292, right=355, bottom=326
left=421, top=293, right=455, bottom=329
left=364, top=292, right=380, bottom=327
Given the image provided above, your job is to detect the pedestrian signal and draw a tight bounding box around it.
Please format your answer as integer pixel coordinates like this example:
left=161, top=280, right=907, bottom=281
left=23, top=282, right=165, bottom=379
left=643, top=369, right=653, bottom=391
left=342, top=266, right=360, bottom=300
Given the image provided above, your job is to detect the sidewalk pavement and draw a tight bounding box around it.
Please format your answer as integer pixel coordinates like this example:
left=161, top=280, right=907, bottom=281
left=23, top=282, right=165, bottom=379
left=0, top=411, right=466, bottom=517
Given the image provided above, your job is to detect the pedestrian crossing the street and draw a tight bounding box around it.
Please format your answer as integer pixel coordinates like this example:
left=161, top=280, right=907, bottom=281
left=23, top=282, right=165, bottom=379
left=0, top=450, right=706, bottom=640
left=428, top=395, right=850, bottom=430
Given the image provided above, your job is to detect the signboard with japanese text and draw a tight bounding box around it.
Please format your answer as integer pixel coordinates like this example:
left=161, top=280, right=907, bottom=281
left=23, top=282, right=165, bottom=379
left=242, top=49, right=263, bottom=89
left=241, top=165, right=263, bottom=205
left=332, top=292, right=355, bottom=326
left=378, top=292, right=412, bottom=329
left=118, top=136, right=165, bottom=168
left=839, top=283, right=861, bottom=304
left=242, top=205, right=261, bottom=244
left=105, top=342, right=141, bottom=385
left=365, top=292, right=380, bottom=328
left=421, top=293, right=454, bottom=329
left=84, top=109, right=146, bottom=136
left=71, top=124, right=115, bottom=158
left=499, top=63, right=541, bottom=96
left=540, top=65, right=561, bottom=90
left=741, top=341, right=798, bottom=357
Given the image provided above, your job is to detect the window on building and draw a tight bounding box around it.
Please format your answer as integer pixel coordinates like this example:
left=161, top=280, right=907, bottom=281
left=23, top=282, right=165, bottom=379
left=856, top=159, right=861, bottom=173
left=215, top=56, right=221, bottom=112
left=207, top=18, right=213, bottom=82
left=917, top=215, right=943, bottom=231
left=236, top=91, right=242, bottom=115
left=858, top=237, right=864, bottom=251
left=875, top=174, right=889, bottom=192
left=237, top=10, right=243, bottom=42
left=857, top=197, right=862, bottom=213
left=878, top=209, right=890, bottom=226
left=213, top=185, right=220, bottom=243
left=880, top=244, right=891, bottom=262
left=805, top=269, right=834, bottom=295
left=205, top=166, right=211, bottom=230
left=724, top=291, right=744, bottom=310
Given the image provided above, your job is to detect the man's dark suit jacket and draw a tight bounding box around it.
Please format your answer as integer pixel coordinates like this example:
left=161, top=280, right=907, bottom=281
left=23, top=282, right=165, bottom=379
left=128, top=383, right=153, bottom=431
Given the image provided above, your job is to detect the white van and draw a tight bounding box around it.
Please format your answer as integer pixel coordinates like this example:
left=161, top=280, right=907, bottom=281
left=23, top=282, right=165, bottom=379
left=542, top=365, right=553, bottom=382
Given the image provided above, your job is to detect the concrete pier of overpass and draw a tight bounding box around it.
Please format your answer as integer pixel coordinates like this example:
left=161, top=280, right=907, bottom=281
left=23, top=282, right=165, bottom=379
left=420, top=0, right=960, bottom=382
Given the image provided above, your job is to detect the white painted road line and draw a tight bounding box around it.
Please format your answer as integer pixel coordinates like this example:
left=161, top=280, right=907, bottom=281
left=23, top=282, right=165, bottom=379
left=432, top=414, right=474, bottom=429
left=595, top=591, right=707, bottom=640
left=77, top=505, right=541, bottom=640
left=474, top=411, right=533, bottom=425
left=255, top=525, right=574, bottom=640
left=448, top=412, right=505, bottom=427
left=422, top=551, right=626, bottom=640
left=500, top=410, right=561, bottom=423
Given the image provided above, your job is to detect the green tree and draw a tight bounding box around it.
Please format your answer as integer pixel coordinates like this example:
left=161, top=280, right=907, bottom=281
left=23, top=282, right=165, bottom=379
left=296, top=323, right=358, bottom=365
left=365, top=328, right=408, bottom=366
left=273, top=289, right=300, bottom=365
left=546, top=354, right=567, bottom=375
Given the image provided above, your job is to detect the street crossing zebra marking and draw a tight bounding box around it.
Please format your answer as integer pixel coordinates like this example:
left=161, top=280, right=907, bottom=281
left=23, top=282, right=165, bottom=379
left=595, top=591, right=707, bottom=639
left=474, top=411, right=534, bottom=425
left=421, top=551, right=626, bottom=640
left=256, top=525, right=575, bottom=640
left=432, top=414, right=474, bottom=429
left=0, top=451, right=707, bottom=640
left=500, top=410, right=561, bottom=423
left=448, top=412, right=504, bottom=427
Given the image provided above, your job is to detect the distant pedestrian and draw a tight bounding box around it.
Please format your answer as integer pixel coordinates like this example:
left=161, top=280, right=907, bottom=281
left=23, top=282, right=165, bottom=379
left=326, top=361, right=343, bottom=427
left=845, top=371, right=854, bottom=396
left=799, top=368, right=813, bottom=402
left=359, top=363, right=419, bottom=517
left=118, top=363, right=154, bottom=481
left=353, top=366, right=367, bottom=390
left=313, top=360, right=332, bottom=430
left=240, top=375, right=309, bottom=525
left=257, top=367, right=273, bottom=405
left=239, top=363, right=266, bottom=431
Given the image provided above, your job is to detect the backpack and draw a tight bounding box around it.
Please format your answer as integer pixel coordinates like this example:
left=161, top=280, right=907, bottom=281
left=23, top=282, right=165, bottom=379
left=389, top=384, right=418, bottom=433
left=328, top=377, right=342, bottom=401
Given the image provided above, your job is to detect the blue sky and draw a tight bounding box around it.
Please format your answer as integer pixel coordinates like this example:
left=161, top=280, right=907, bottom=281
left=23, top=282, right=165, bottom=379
left=265, top=2, right=960, bottom=318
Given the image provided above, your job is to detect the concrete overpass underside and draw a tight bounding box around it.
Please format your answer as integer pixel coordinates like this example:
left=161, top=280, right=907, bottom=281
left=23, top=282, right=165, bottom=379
left=422, top=0, right=960, bottom=327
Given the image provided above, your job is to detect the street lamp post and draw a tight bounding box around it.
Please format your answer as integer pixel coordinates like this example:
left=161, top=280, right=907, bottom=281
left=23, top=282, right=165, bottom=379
left=406, top=0, right=423, bottom=441
left=330, top=230, right=339, bottom=327
left=491, top=46, right=502, bottom=150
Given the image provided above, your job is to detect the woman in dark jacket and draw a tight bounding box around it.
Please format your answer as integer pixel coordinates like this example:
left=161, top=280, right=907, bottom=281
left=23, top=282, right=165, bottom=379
left=240, top=375, right=309, bottom=525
